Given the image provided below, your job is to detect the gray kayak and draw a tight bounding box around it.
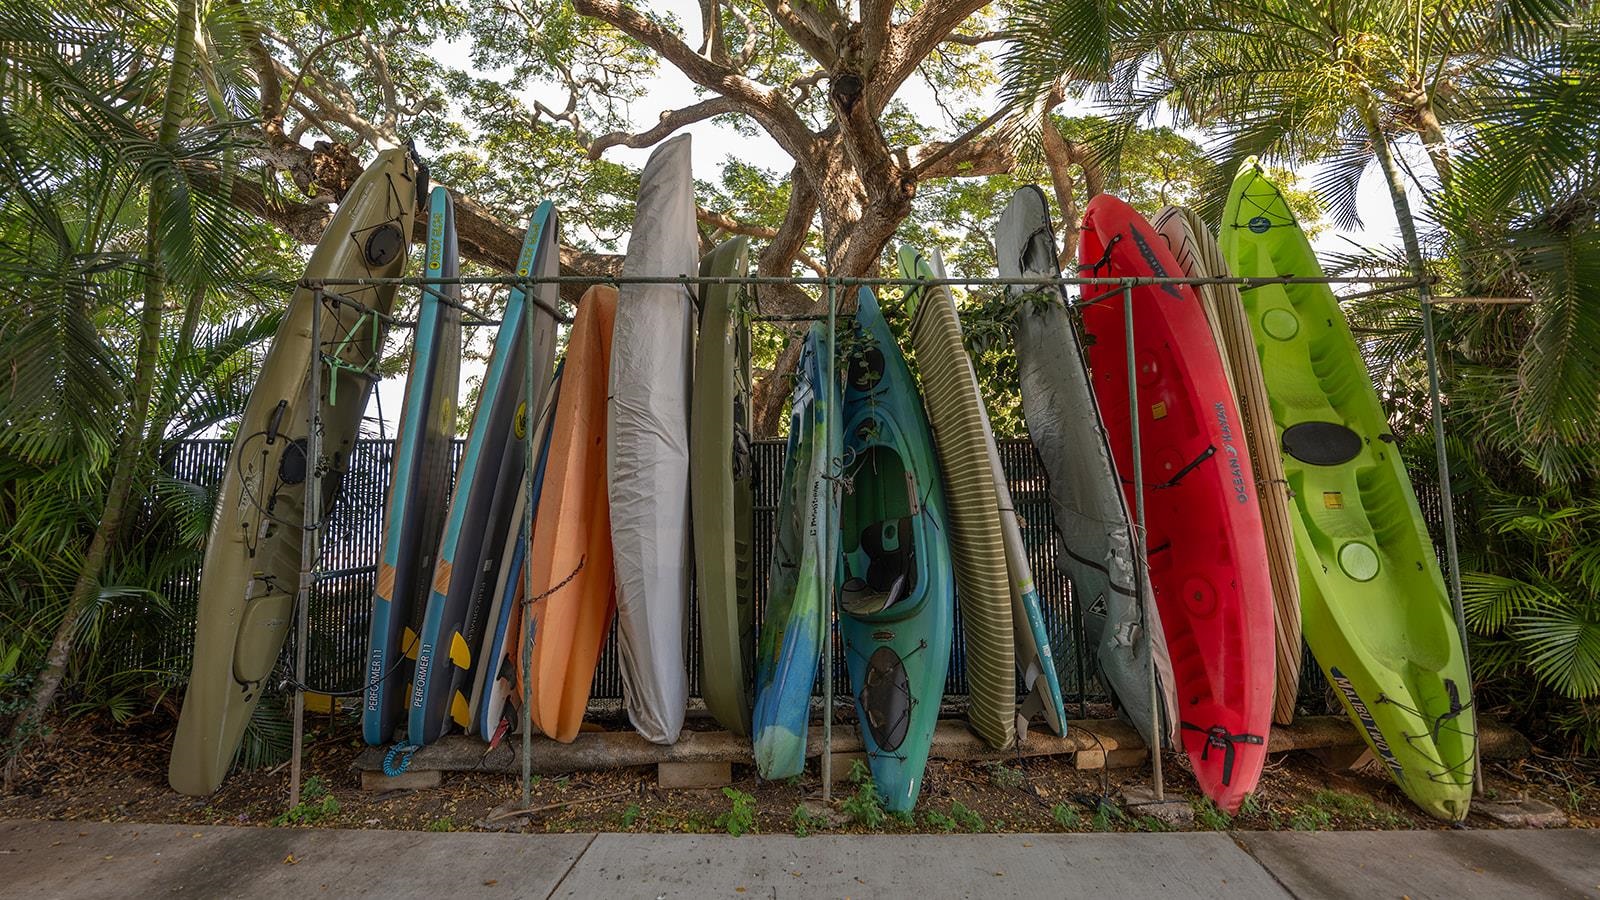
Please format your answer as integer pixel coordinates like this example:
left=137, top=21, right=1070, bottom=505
left=996, top=185, right=1178, bottom=749
left=609, top=134, right=699, bottom=745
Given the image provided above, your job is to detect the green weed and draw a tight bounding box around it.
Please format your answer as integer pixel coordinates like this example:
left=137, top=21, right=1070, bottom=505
left=1289, top=806, right=1332, bottom=831
left=620, top=803, right=642, bottom=829
left=791, top=805, right=826, bottom=837
left=1050, top=802, right=1081, bottom=829
left=272, top=777, right=340, bottom=827
left=715, top=787, right=757, bottom=837
left=948, top=800, right=984, bottom=832
left=1135, top=815, right=1169, bottom=832
left=425, top=817, right=454, bottom=832
left=1193, top=797, right=1232, bottom=830
left=1239, top=794, right=1263, bottom=817
left=1090, top=802, right=1125, bottom=832
left=986, top=762, right=1025, bottom=789
left=837, top=759, right=888, bottom=828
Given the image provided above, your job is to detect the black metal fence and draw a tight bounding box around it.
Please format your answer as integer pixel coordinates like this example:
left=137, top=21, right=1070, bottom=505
left=159, top=437, right=1452, bottom=710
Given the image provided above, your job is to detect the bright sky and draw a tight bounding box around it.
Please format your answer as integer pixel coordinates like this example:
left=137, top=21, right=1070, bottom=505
left=364, top=4, right=1420, bottom=435
left=429, top=0, right=1417, bottom=256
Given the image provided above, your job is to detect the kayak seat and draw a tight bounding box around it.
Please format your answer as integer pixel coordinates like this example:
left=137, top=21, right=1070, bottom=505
left=841, top=517, right=914, bottom=615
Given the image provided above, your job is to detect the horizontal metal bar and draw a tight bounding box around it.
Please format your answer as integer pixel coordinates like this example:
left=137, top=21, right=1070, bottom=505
left=302, top=274, right=1429, bottom=290
left=1427, top=296, right=1535, bottom=306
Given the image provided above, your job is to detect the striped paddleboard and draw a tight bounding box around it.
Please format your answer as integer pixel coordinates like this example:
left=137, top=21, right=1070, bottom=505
left=902, top=245, right=1018, bottom=751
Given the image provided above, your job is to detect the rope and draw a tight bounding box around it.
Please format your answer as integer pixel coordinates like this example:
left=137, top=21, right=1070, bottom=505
left=383, top=742, right=419, bottom=777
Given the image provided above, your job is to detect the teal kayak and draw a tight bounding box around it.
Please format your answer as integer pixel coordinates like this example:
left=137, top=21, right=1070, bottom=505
left=752, top=323, right=837, bottom=778
left=839, top=286, right=953, bottom=813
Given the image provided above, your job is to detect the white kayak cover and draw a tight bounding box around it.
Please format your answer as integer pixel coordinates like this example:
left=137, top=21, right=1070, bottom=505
left=997, top=186, right=1179, bottom=749
left=608, top=134, right=699, bottom=744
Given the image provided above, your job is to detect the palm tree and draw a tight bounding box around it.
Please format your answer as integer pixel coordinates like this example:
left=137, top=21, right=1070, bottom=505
left=0, top=0, right=271, bottom=764
left=1001, top=0, right=1600, bottom=746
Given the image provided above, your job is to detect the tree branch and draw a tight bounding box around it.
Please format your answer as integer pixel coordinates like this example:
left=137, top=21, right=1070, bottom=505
left=587, top=96, right=742, bottom=159
left=761, top=0, right=843, bottom=67
left=571, top=0, right=819, bottom=165
left=903, top=132, right=1016, bottom=180
left=907, top=103, right=1010, bottom=179
left=697, top=207, right=824, bottom=274
left=860, top=0, right=895, bottom=68
left=942, top=29, right=1011, bottom=45
left=876, top=0, right=989, bottom=110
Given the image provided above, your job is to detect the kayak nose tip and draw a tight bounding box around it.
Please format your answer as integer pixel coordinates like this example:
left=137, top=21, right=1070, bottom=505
left=1431, top=796, right=1471, bottom=823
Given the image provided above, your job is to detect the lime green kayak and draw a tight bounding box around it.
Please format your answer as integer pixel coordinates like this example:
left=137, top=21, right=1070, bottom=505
left=1220, top=160, right=1476, bottom=821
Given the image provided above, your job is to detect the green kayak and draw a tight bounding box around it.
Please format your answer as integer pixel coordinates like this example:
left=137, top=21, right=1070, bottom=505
left=1220, top=160, right=1476, bottom=821
left=693, top=236, right=756, bottom=736
left=170, top=149, right=422, bottom=795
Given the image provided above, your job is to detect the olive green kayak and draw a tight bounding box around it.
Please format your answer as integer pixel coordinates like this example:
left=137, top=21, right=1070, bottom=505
left=692, top=236, right=755, bottom=736
left=1220, top=160, right=1476, bottom=821
left=170, top=148, right=423, bottom=795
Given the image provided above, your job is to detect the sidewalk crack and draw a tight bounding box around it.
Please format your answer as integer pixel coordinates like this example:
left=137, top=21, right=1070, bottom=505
left=544, top=832, right=600, bottom=900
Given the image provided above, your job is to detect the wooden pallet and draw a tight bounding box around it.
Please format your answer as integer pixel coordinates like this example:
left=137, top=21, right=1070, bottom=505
left=354, top=715, right=1529, bottom=791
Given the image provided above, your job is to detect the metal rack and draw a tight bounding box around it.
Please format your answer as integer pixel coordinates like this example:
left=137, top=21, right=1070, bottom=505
left=286, top=268, right=1483, bottom=812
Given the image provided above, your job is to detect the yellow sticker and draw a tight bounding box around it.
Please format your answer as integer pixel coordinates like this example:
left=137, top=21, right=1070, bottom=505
left=1323, top=492, right=1344, bottom=509
left=1151, top=401, right=1168, bottom=420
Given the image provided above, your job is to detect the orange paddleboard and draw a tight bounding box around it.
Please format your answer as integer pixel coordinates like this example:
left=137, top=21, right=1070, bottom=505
left=517, top=285, right=619, bottom=742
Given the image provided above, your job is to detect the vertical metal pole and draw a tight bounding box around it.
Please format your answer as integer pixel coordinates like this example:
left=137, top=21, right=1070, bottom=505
left=822, top=277, right=836, bottom=805
left=289, top=286, right=324, bottom=811
left=1418, top=286, right=1482, bottom=794
left=1123, top=281, right=1163, bottom=801
left=521, top=271, right=536, bottom=808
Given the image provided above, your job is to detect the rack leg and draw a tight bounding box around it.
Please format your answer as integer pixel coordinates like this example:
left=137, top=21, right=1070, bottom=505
left=822, top=277, right=836, bottom=806
left=1419, top=290, right=1481, bottom=795
left=289, top=286, right=324, bottom=811
left=1122, top=283, right=1163, bottom=801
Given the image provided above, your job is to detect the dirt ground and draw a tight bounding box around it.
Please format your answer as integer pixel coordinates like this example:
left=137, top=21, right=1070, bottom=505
left=6, top=711, right=1598, bottom=836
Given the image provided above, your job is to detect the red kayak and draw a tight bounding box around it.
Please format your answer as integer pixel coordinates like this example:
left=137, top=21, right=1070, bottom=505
left=1078, top=194, right=1275, bottom=811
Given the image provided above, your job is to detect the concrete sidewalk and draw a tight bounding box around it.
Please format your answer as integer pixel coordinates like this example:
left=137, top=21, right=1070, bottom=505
left=2, top=819, right=1595, bottom=899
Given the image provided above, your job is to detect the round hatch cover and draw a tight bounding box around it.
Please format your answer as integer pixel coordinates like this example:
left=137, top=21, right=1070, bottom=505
left=364, top=222, right=406, bottom=267
left=860, top=646, right=911, bottom=752
left=1262, top=308, right=1299, bottom=341
left=1338, top=542, right=1380, bottom=581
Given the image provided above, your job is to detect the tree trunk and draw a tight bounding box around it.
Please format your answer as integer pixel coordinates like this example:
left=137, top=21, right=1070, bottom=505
left=1361, top=99, right=1428, bottom=279
left=1409, top=92, right=1453, bottom=191
left=6, top=0, right=200, bottom=771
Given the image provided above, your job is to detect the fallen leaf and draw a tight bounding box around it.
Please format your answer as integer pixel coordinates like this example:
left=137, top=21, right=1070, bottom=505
left=284, top=854, right=298, bottom=865
left=482, top=880, right=498, bottom=886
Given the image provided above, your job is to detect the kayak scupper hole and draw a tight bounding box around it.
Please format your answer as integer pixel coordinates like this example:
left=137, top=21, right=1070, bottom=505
left=1181, top=575, right=1219, bottom=618
left=1136, top=351, right=1161, bottom=386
